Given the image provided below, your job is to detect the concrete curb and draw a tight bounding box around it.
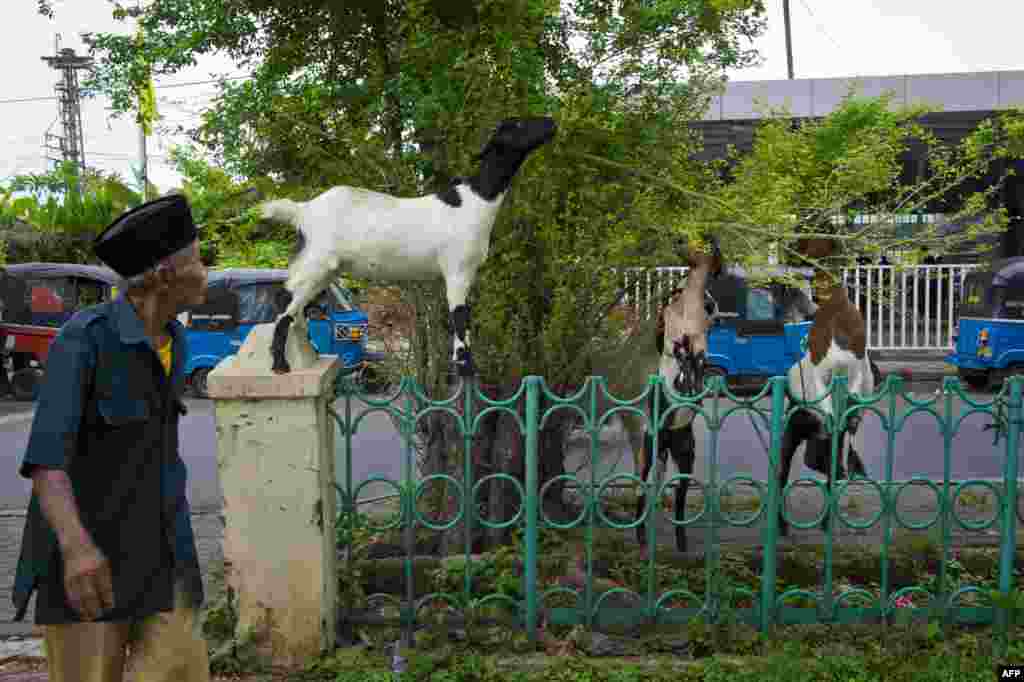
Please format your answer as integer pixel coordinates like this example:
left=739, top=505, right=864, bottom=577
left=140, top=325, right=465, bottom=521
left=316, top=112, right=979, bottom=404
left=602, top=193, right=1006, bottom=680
left=0, top=623, right=41, bottom=638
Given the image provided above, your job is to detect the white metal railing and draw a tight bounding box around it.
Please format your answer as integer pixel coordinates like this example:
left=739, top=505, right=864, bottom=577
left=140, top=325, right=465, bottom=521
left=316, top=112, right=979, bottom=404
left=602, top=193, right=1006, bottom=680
left=622, top=264, right=979, bottom=351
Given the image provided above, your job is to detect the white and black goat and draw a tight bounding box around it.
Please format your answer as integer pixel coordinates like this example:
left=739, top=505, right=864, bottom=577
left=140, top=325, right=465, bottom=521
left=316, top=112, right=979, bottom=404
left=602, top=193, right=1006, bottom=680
left=257, top=116, right=557, bottom=375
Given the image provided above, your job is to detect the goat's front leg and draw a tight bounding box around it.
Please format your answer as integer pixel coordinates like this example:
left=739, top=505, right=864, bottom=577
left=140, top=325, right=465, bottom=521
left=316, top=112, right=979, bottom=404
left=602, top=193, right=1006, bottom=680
left=445, top=273, right=476, bottom=377
left=788, top=357, right=831, bottom=439
left=844, top=356, right=874, bottom=436
left=805, top=360, right=833, bottom=438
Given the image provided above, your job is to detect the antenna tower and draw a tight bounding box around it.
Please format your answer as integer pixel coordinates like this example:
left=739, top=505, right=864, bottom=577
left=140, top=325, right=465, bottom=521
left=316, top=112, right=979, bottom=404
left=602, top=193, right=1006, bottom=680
left=41, top=35, right=93, bottom=173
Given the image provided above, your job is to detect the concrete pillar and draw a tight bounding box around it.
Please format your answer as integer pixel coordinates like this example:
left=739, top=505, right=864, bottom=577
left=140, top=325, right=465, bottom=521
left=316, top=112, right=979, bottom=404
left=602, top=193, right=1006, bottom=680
left=207, top=324, right=341, bottom=667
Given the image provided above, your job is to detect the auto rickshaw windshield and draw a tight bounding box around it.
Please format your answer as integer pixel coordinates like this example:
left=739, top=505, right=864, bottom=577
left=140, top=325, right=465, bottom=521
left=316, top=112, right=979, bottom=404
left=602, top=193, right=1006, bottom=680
left=328, top=282, right=356, bottom=312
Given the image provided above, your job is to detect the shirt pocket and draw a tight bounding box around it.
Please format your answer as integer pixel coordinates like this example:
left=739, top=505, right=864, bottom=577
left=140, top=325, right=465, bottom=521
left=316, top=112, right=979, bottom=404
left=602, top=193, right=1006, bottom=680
left=96, top=394, right=151, bottom=427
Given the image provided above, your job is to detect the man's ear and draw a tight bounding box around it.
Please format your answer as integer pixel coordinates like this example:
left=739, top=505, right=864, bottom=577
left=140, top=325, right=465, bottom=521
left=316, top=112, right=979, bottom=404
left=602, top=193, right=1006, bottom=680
left=157, top=266, right=177, bottom=292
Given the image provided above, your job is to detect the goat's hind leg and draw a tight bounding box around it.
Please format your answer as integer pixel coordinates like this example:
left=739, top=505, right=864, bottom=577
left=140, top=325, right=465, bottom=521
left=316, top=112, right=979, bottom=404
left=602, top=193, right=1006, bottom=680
left=634, top=429, right=656, bottom=547
left=272, top=268, right=328, bottom=374
left=671, top=425, right=696, bottom=554
left=271, top=314, right=294, bottom=374
left=776, top=416, right=803, bottom=538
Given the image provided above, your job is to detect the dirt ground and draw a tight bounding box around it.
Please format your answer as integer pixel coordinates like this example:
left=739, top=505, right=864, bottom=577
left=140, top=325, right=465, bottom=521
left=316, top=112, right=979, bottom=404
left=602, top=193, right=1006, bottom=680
left=0, top=657, right=297, bottom=681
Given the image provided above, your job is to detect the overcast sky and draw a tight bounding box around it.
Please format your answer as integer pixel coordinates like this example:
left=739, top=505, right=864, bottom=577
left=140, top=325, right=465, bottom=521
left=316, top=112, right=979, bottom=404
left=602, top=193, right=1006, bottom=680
left=4, top=0, right=1024, bottom=192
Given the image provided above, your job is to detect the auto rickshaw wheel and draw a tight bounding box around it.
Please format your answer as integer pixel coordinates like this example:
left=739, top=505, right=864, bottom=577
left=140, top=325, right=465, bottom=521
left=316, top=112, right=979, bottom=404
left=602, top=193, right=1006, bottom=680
left=11, top=368, right=43, bottom=402
left=191, top=367, right=212, bottom=399
left=870, top=358, right=883, bottom=388
left=958, top=368, right=990, bottom=391
left=1002, top=363, right=1024, bottom=390
left=360, top=363, right=392, bottom=394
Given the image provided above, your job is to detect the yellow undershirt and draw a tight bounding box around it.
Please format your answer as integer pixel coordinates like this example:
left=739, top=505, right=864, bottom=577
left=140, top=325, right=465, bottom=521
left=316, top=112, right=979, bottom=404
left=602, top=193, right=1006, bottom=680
left=157, top=338, right=173, bottom=376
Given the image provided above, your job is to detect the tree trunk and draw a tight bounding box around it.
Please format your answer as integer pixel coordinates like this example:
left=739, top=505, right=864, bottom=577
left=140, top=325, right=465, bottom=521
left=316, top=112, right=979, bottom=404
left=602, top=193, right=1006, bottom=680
left=486, top=405, right=524, bottom=548
left=1000, top=162, right=1024, bottom=258
left=537, top=406, right=575, bottom=524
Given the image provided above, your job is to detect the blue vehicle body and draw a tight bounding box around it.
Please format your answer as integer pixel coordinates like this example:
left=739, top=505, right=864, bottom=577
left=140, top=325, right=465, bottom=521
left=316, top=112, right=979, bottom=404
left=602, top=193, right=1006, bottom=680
left=945, top=257, right=1024, bottom=389
left=181, top=269, right=369, bottom=390
left=694, top=266, right=815, bottom=384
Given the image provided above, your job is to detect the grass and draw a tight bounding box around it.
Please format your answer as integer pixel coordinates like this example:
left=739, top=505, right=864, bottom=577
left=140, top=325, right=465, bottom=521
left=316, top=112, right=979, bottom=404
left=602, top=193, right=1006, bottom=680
left=291, top=623, right=1024, bottom=682
left=7, top=622, right=1022, bottom=682
left=183, top=513, right=1024, bottom=681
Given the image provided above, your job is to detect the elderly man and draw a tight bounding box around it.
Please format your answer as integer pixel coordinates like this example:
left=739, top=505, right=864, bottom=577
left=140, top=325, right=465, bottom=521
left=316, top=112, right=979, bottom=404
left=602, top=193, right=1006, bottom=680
left=11, top=195, right=211, bottom=681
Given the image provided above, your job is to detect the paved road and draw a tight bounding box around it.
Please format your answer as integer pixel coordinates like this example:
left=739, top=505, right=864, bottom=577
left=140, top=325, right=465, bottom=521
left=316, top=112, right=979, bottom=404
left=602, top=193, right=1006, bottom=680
left=0, top=398, right=403, bottom=514
left=0, top=376, right=1019, bottom=513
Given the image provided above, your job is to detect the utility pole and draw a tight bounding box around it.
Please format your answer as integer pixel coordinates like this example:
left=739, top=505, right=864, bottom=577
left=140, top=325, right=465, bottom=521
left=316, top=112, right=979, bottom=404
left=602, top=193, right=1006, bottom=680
left=139, top=121, right=149, bottom=201
left=41, top=36, right=93, bottom=182
left=136, top=1, right=151, bottom=201
left=783, top=0, right=794, bottom=80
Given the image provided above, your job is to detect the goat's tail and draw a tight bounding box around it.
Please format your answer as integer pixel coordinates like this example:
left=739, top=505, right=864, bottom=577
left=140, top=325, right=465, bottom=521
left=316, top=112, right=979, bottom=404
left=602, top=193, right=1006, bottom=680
left=257, top=198, right=304, bottom=226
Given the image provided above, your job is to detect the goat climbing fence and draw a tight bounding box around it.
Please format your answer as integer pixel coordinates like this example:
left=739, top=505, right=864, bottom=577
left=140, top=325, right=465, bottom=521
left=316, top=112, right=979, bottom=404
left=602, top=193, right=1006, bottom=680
left=330, top=372, right=1022, bottom=651
left=624, top=264, right=978, bottom=351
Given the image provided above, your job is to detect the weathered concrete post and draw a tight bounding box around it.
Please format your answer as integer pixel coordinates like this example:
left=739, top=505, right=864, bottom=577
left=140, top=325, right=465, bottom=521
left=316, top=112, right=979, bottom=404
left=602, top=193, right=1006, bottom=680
left=207, top=324, right=340, bottom=667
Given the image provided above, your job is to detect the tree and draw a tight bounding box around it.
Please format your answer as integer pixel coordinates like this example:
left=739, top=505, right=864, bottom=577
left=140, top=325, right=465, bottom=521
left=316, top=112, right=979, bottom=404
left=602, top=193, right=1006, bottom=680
left=62, top=0, right=1024, bottom=553
left=0, top=163, right=145, bottom=263
left=667, top=94, right=1024, bottom=279
left=72, top=0, right=768, bottom=543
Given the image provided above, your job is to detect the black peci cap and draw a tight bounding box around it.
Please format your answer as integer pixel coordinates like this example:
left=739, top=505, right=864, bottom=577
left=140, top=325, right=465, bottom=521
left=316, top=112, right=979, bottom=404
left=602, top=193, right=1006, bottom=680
left=93, top=195, right=198, bottom=278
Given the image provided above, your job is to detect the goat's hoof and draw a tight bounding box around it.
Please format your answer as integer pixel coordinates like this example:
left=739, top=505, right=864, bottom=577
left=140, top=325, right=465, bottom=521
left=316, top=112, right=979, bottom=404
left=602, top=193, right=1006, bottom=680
left=847, top=450, right=867, bottom=478
left=271, top=348, right=291, bottom=374
left=271, top=315, right=293, bottom=374
left=455, top=347, right=476, bottom=377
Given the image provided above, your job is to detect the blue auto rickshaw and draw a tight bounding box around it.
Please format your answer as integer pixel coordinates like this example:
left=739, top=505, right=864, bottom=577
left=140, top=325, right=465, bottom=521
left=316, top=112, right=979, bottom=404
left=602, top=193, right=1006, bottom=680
left=181, top=269, right=371, bottom=396
left=946, top=256, right=1024, bottom=390
left=700, top=266, right=816, bottom=389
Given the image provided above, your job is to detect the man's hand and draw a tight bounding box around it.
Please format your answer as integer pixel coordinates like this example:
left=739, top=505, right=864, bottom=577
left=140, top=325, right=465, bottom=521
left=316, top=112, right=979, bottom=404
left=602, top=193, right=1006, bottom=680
left=61, top=540, right=114, bottom=621
left=30, top=466, right=115, bottom=620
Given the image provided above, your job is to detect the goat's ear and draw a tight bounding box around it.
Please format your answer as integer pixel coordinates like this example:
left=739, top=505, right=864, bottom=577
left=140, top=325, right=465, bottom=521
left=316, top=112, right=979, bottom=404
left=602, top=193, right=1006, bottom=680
left=473, top=140, right=495, bottom=162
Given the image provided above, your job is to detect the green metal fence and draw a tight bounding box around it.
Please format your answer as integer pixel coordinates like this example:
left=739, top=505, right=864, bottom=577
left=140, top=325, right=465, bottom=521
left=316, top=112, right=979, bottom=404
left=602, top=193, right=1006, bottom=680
left=331, top=373, right=1022, bottom=647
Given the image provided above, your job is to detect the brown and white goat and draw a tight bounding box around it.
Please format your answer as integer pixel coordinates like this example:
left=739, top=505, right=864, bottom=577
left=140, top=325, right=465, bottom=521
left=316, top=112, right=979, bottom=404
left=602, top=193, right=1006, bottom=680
left=778, top=239, right=873, bottom=536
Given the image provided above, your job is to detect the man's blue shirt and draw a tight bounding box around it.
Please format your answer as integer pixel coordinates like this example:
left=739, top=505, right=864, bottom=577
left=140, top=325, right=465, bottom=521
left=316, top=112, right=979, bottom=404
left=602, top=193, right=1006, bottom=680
left=12, top=295, right=201, bottom=622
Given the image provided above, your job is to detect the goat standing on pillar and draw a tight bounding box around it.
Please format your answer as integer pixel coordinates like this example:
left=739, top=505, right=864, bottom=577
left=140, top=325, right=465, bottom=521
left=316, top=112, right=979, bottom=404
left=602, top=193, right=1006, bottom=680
left=257, top=117, right=558, bottom=375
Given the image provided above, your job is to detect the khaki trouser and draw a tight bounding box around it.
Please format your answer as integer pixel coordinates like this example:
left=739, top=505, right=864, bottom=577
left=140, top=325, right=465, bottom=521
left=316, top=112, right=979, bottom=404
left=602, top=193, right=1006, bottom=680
left=42, top=582, right=210, bottom=682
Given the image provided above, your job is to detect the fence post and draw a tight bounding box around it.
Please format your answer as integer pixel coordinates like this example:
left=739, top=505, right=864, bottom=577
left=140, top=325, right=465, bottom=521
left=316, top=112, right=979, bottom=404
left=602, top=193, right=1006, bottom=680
left=524, top=376, right=541, bottom=643
left=997, top=376, right=1022, bottom=647
left=760, top=376, right=786, bottom=633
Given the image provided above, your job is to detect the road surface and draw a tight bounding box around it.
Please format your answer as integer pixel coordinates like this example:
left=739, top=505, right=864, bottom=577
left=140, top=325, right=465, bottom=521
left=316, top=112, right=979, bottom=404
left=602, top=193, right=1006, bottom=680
left=0, top=383, right=1020, bottom=513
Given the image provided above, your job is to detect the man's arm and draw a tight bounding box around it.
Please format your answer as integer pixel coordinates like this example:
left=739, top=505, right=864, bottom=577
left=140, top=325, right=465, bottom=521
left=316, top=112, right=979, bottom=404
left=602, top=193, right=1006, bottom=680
left=19, top=322, right=113, bottom=620
left=31, top=467, right=93, bottom=555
